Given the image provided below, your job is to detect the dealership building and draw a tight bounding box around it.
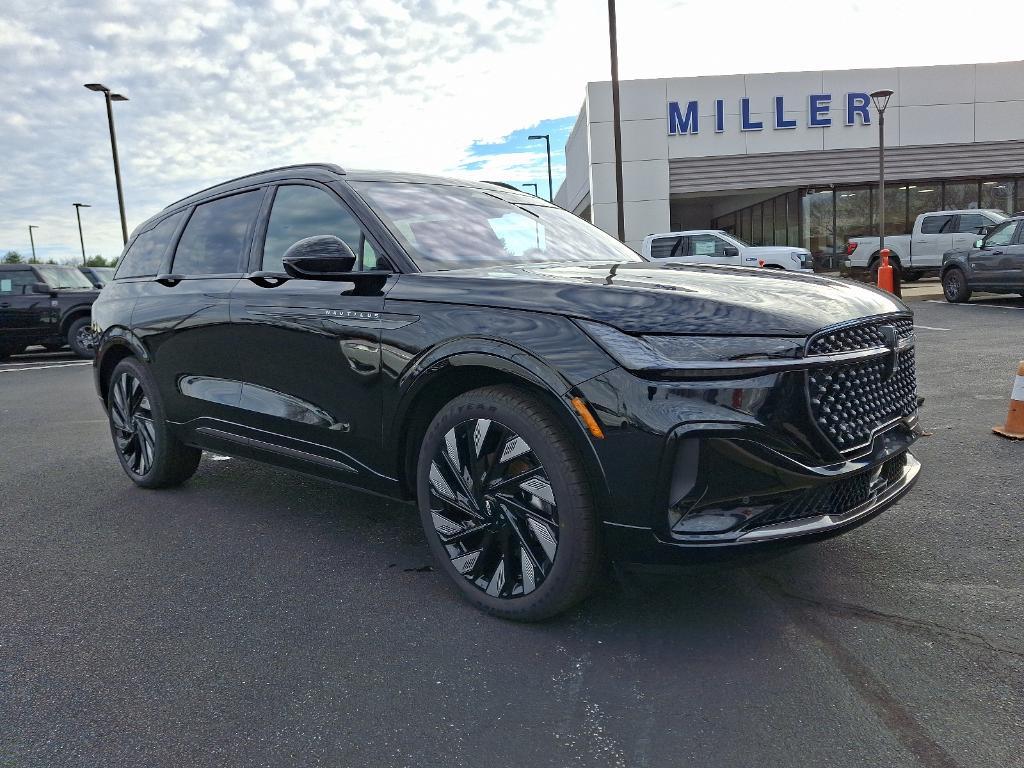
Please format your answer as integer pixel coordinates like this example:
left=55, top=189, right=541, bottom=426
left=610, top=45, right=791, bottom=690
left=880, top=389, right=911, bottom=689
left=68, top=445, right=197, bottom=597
left=554, top=60, right=1024, bottom=265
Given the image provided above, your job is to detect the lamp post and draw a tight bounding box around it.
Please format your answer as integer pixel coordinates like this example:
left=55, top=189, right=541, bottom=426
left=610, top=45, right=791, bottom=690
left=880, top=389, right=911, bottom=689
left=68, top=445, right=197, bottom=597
left=84, top=83, right=130, bottom=245
left=28, top=225, right=38, bottom=262
left=870, top=89, right=894, bottom=253
left=522, top=183, right=538, bottom=196
left=527, top=134, right=553, bottom=202
left=606, top=0, right=625, bottom=242
left=73, top=203, right=91, bottom=265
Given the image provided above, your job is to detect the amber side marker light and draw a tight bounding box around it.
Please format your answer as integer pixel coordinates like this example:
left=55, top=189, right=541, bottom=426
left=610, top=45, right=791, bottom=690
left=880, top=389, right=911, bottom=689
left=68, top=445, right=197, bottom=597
left=570, top=396, right=605, bottom=439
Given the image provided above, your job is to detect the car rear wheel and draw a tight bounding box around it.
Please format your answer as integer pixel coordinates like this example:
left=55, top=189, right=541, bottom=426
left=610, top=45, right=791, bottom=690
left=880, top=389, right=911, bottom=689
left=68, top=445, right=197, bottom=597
left=68, top=317, right=97, bottom=359
left=868, top=255, right=901, bottom=286
left=942, top=267, right=972, bottom=303
left=107, top=358, right=201, bottom=488
left=416, top=385, right=600, bottom=621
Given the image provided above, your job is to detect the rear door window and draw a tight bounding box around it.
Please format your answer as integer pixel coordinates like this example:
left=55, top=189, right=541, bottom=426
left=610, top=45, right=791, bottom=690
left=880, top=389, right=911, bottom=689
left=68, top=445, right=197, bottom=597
left=172, top=190, right=263, bottom=276
left=920, top=215, right=954, bottom=234
left=0, top=269, right=37, bottom=294
left=116, top=211, right=185, bottom=279
left=262, top=185, right=378, bottom=272
left=648, top=236, right=683, bottom=260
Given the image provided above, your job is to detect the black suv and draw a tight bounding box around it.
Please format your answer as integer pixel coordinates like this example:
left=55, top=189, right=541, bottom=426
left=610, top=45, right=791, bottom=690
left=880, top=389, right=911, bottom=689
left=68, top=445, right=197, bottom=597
left=941, top=215, right=1024, bottom=302
left=0, top=263, right=100, bottom=359
left=92, top=164, right=921, bottom=620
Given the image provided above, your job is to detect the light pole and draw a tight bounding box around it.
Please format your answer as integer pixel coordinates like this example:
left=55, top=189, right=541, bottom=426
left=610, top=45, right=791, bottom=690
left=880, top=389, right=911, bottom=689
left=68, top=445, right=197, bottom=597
left=28, top=225, right=38, bottom=262
left=870, top=89, right=894, bottom=253
left=84, top=83, right=130, bottom=245
left=527, top=134, right=553, bottom=202
left=606, top=0, right=625, bottom=242
left=73, top=203, right=91, bottom=265
left=522, top=183, right=538, bottom=196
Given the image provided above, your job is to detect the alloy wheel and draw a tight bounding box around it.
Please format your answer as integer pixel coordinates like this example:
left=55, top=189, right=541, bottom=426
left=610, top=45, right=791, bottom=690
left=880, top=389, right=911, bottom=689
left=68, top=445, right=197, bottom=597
left=110, top=371, right=156, bottom=476
left=427, top=418, right=560, bottom=599
left=76, top=324, right=97, bottom=352
left=944, top=272, right=961, bottom=300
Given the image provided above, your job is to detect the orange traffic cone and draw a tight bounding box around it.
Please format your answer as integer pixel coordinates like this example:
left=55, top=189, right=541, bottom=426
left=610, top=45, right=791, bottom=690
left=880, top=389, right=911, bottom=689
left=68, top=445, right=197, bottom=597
left=877, top=249, right=895, bottom=293
left=993, top=361, right=1024, bottom=439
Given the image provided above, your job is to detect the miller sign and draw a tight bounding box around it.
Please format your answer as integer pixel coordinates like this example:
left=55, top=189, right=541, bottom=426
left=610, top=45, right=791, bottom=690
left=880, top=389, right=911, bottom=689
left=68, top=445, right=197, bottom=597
left=668, top=93, right=875, bottom=135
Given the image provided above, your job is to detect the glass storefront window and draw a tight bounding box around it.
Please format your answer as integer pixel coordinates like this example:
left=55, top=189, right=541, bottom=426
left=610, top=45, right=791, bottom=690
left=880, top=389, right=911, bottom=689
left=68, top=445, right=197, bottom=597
left=803, top=189, right=834, bottom=268
left=907, top=183, right=941, bottom=226
left=751, top=204, right=763, bottom=245
left=774, top=196, right=786, bottom=246
left=980, top=180, right=1014, bottom=213
left=786, top=191, right=799, bottom=248
left=943, top=181, right=979, bottom=211
left=886, top=183, right=909, bottom=235
left=835, top=187, right=872, bottom=251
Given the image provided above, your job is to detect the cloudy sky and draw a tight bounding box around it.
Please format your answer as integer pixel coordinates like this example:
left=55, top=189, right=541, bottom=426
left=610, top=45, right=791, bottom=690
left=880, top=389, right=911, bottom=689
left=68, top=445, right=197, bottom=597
left=1, top=0, right=1017, bottom=262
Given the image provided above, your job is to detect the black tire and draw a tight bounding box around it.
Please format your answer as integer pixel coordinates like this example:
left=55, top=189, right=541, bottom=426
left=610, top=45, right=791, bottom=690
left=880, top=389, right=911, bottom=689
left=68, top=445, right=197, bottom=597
left=416, top=385, right=600, bottom=621
left=942, top=267, right=972, bottom=303
left=107, top=357, right=201, bottom=489
left=868, top=255, right=901, bottom=287
left=42, top=342, right=65, bottom=352
left=67, top=316, right=96, bottom=359
left=903, top=270, right=923, bottom=283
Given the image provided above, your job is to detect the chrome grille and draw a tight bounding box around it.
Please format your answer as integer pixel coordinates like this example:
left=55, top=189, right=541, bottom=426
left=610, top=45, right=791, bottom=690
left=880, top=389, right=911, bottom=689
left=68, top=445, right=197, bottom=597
left=807, top=316, right=917, bottom=453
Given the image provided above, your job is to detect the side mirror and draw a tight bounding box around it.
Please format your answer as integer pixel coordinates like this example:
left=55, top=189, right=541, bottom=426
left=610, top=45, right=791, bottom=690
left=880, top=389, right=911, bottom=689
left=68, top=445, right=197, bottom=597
left=31, top=282, right=53, bottom=295
left=282, top=235, right=357, bottom=279
left=723, top=246, right=739, bottom=257
left=974, top=238, right=985, bottom=249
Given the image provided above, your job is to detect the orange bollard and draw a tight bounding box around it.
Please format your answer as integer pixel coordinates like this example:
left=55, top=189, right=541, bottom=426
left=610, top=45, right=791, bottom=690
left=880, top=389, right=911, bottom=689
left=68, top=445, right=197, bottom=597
left=877, top=249, right=895, bottom=293
left=993, top=361, right=1024, bottom=439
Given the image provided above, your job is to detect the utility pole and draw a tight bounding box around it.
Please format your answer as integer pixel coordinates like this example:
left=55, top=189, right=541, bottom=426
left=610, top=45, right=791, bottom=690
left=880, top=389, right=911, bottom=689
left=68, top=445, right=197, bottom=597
left=85, top=84, right=130, bottom=244
left=28, top=225, right=38, bottom=262
left=607, top=0, right=626, bottom=242
left=73, top=203, right=91, bottom=265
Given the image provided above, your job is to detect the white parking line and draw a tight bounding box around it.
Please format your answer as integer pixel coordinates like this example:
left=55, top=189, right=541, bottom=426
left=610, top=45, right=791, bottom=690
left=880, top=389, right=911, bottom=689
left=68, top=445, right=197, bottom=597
left=0, top=362, right=92, bottom=373
left=914, top=325, right=951, bottom=331
left=924, top=300, right=1024, bottom=311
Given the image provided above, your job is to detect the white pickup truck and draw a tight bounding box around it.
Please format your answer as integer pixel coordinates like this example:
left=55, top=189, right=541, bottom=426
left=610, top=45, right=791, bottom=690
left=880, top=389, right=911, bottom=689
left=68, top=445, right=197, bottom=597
left=845, top=209, right=1007, bottom=281
left=641, top=230, right=813, bottom=272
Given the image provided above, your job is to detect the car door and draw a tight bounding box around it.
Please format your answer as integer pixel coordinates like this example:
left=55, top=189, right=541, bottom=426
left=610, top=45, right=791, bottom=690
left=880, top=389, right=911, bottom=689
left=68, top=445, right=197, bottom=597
left=1003, top=221, right=1024, bottom=292
left=969, top=219, right=1020, bottom=289
left=129, top=189, right=264, bottom=428
left=228, top=181, right=397, bottom=490
left=0, top=268, right=55, bottom=348
left=912, top=213, right=955, bottom=267
left=689, top=233, right=740, bottom=266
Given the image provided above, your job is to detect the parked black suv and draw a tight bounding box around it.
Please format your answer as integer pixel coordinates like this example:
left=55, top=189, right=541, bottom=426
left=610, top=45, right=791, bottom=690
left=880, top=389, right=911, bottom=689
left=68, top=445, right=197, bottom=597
left=0, top=263, right=100, bottom=359
left=92, top=164, right=921, bottom=620
left=941, top=215, right=1024, bottom=302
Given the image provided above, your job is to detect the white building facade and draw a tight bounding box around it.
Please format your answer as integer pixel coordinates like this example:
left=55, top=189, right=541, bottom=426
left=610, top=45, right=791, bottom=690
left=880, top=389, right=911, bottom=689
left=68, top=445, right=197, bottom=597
left=554, top=61, right=1024, bottom=266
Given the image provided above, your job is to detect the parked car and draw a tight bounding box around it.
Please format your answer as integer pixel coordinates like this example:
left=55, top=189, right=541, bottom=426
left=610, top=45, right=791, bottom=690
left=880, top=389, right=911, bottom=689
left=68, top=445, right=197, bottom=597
left=941, top=215, right=1024, bottom=302
left=91, top=164, right=921, bottom=620
left=846, top=209, right=1006, bottom=282
left=642, top=230, right=813, bottom=272
left=80, top=266, right=116, bottom=288
left=0, top=263, right=100, bottom=359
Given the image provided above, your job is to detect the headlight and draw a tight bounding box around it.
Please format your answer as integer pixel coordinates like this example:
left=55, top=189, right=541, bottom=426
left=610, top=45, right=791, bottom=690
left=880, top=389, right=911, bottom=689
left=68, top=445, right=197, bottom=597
left=577, top=320, right=803, bottom=377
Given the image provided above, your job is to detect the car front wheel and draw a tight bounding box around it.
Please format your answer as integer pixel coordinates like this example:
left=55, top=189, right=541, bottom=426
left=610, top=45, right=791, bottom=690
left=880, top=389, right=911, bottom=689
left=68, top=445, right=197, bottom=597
left=942, top=267, right=972, bottom=303
left=416, top=385, right=600, bottom=621
left=107, top=357, right=201, bottom=488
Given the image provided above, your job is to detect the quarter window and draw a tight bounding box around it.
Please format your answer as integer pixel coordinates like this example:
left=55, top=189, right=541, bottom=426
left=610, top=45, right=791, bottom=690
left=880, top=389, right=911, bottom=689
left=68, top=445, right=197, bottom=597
left=262, top=185, right=378, bottom=272
left=648, top=236, right=683, bottom=259
left=920, top=215, right=954, bottom=234
left=116, top=211, right=185, bottom=279
left=172, top=191, right=263, bottom=276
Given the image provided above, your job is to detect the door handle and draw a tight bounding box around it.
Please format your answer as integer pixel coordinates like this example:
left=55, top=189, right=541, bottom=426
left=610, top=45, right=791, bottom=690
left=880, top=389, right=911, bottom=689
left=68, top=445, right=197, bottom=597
left=0, top=302, right=9, bottom=308
left=155, top=274, right=186, bottom=286
left=247, top=271, right=291, bottom=287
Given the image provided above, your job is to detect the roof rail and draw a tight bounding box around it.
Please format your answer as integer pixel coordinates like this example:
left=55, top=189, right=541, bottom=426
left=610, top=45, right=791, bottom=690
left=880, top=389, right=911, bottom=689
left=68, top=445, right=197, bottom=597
left=163, top=163, right=346, bottom=210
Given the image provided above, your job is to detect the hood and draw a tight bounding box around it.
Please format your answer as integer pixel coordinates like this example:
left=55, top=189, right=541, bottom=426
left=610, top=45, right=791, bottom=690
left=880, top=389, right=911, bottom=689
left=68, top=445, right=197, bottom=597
left=388, top=261, right=906, bottom=336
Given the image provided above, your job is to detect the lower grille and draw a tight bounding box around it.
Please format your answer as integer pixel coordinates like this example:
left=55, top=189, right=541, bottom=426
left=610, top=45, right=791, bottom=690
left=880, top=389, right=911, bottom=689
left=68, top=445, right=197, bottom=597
left=746, top=452, right=908, bottom=530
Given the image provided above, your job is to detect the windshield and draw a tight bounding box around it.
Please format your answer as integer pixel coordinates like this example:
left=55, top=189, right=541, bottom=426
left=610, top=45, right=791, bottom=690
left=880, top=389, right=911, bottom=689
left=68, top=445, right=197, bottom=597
left=34, top=265, right=95, bottom=289
left=723, top=232, right=750, bottom=247
left=89, top=267, right=115, bottom=280
left=351, top=181, right=643, bottom=271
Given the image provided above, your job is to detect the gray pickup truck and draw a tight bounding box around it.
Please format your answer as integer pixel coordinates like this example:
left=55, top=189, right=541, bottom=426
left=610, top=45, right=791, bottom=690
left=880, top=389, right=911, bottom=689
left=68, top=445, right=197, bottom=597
left=0, top=264, right=101, bottom=359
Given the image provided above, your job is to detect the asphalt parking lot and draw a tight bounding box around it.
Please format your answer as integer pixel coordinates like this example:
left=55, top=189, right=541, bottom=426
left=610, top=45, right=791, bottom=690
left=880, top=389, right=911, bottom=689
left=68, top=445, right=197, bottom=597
left=2, top=296, right=1022, bottom=768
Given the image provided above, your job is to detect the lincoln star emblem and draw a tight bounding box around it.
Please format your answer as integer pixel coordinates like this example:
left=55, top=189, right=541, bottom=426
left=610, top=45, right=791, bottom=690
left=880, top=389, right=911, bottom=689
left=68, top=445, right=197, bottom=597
left=879, top=324, right=899, bottom=381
